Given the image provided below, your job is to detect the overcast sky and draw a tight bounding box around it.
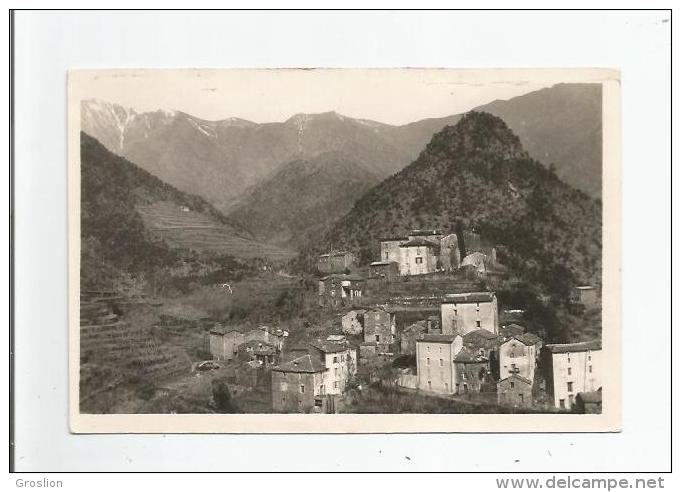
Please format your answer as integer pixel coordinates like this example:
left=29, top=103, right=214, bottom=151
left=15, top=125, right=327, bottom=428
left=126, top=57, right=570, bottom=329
left=72, top=68, right=600, bottom=125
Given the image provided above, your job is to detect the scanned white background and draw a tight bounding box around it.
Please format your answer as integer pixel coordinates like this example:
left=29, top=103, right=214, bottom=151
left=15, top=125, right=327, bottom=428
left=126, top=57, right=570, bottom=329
left=12, top=10, right=671, bottom=471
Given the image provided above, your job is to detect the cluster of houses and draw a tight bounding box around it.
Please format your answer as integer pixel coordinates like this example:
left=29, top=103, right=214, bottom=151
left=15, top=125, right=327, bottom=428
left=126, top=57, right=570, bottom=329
left=318, top=229, right=504, bottom=279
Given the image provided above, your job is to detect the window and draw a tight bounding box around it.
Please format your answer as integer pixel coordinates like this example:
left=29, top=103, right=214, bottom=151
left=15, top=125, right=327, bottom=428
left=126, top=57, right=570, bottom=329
left=568, top=394, right=574, bottom=407
left=589, top=365, right=593, bottom=373
left=519, top=393, right=524, bottom=403
left=426, top=346, right=430, bottom=352
left=510, top=381, right=515, bottom=389
left=415, top=257, right=423, bottom=264
left=333, top=356, right=338, bottom=363
left=463, top=383, right=468, bottom=392
left=462, top=372, right=467, bottom=380
left=426, top=358, right=430, bottom=366
left=439, top=359, right=443, bottom=367
left=444, top=382, right=449, bottom=391
left=427, top=381, right=432, bottom=389
left=384, top=252, right=389, bottom=260
left=567, top=367, right=572, bottom=376
left=476, top=320, right=481, bottom=328
left=333, top=381, right=338, bottom=389
left=341, top=355, right=345, bottom=362
left=588, top=355, right=592, bottom=361
left=567, top=382, right=573, bottom=392
left=375, top=334, right=380, bottom=342
left=559, top=399, right=565, bottom=409
left=334, top=368, right=339, bottom=376
left=300, top=385, right=305, bottom=394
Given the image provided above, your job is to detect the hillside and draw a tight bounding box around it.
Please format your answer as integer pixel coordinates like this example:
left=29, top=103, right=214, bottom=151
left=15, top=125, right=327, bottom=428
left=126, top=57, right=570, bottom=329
left=476, top=83, right=603, bottom=198
left=317, top=112, right=602, bottom=299
left=80, top=132, right=294, bottom=290
left=226, top=152, right=381, bottom=248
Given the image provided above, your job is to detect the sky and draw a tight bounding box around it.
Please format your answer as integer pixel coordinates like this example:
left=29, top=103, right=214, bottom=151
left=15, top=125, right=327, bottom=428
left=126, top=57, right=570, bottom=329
left=71, top=68, right=603, bottom=125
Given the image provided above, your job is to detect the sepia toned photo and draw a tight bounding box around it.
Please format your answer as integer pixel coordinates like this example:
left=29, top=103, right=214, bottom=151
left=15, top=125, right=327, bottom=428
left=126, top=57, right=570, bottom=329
left=68, top=68, right=621, bottom=433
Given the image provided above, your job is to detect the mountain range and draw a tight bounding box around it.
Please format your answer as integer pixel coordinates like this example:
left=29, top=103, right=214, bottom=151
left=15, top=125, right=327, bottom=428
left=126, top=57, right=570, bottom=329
left=81, top=83, right=602, bottom=251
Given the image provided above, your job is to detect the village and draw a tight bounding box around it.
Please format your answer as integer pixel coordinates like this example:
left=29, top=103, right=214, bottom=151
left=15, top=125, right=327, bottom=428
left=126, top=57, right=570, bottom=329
left=203, top=229, right=603, bottom=414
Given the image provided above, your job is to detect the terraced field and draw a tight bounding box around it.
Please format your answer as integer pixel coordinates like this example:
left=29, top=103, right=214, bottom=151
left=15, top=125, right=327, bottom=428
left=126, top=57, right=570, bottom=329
left=79, top=291, right=192, bottom=413
left=137, top=201, right=296, bottom=261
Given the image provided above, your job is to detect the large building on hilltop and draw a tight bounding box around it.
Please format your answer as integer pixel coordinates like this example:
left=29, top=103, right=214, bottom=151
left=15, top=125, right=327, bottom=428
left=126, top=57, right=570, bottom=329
left=379, top=229, right=461, bottom=276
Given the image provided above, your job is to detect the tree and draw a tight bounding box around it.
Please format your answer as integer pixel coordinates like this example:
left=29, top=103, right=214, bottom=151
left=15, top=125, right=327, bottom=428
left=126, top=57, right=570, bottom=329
left=211, top=378, right=237, bottom=413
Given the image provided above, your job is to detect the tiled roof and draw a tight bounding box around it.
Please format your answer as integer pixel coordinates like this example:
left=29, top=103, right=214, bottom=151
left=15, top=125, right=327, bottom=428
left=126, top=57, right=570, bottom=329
left=370, top=261, right=397, bottom=266
left=417, top=334, right=460, bottom=343
left=464, top=329, right=499, bottom=341
left=400, top=238, right=439, bottom=248
left=498, top=374, right=533, bottom=385
left=309, top=340, right=349, bottom=354
left=454, top=347, right=488, bottom=363
left=545, top=340, right=601, bottom=354
left=209, top=326, right=241, bottom=336
left=500, top=324, right=525, bottom=337
left=272, top=354, right=326, bottom=373
left=441, top=292, right=495, bottom=304
left=380, top=236, right=408, bottom=242
left=516, top=332, right=542, bottom=346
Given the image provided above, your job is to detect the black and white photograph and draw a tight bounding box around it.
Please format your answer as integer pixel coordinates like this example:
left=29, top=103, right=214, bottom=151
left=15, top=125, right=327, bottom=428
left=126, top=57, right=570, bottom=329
left=68, top=68, right=621, bottom=431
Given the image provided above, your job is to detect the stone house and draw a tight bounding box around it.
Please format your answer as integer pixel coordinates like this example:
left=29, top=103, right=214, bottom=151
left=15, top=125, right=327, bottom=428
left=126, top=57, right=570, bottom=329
left=542, top=340, right=602, bottom=410
left=462, top=329, right=502, bottom=380
left=499, top=332, right=542, bottom=382
left=341, top=309, right=365, bottom=336
left=244, top=326, right=286, bottom=351
left=400, top=320, right=427, bottom=354
left=271, top=354, right=327, bottom=413
left=379, top=237, right=404, bottom=264
left=415, top=334, right=463, bottom=394
left=575, top=389, right=603, bottom=414
left=453, top=347, right=492, bottom=394
left=308, top=341, right=357, bottom=395
left=318, top=274, right=365, bottom=308
left=369, top=261, right=400, bottom=282
left=237, top=340, right=278, bottom=366
left=398, top=238, right=440, bottom=276
left=497, top=374, right=533, bottom=408
left=363, top=307, right=396, bottom=353
left=440, top=292, right=499, bottom=336
left=570, top=286, right=599, bottom=308
left=208, top=325, right=244, bottom=361
left=317, top=251, right=356, bottom=274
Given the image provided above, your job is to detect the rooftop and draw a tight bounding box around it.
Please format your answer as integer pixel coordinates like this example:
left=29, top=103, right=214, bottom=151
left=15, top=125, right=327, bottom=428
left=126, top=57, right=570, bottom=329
left=498, top=374, right=533, bottom=385
left=370, top=261, right=398, bottom=266
left=545, top=340, right=602, bottom=354
left=319, top=251, right=354, bottom=258
left=410, top=229, right=443, bottom=236
left=500, top=323, right=526, bottom=337
left=417, top=334, right=460, bottom=344
left=309, top=340, right=350, bottom=354
left=516, top=332, right=542, bottom=346
left=272, top=354, right=327, bottom=373
left=320, top=273, right=365, bottom=282
left=442, top=292, right=496, bottom=304
left=454, top=347, right=489, bottom=363
left=400, top=238, right=440, bottom=248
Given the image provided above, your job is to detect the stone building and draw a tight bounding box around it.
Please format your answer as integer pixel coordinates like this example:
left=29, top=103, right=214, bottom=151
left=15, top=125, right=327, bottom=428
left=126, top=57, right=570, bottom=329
left=317, top=251, right=356, bottom=274
left=575, top=389, right=603, bottom=414
left=363, top=307, right=396, bottom=352
left=453, top=346, right=492, bottom=394
left=237, top=340, right=277, bottom=366
left=271, top=354, right=327, bottom=413
left=570, top=286, right=599, bottom=308
left=398, top=238, right=440, bottom=276
left=497, top=374, right=533, bottom=408
left=415, top=334, right=463, bottom=394
left=318, top=274, right=365, bottom=308
left=440, top=292, right=499, bottom=336
left=244, top=326, right=286, bottom=351
left=369, top=261, right=400, bottom=282
left=542, top=340, right=602, bottom=410
left=498, top=332, right=542, bottom=382
left=462, top=329, right=502, bottom=379
left=341, top=309, right=365, bottom=335
left=309, top=341, right=357, bottom=395
left=208, top=325, right=244, bottom=361
left=400, top=320, right=427, bottom=354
